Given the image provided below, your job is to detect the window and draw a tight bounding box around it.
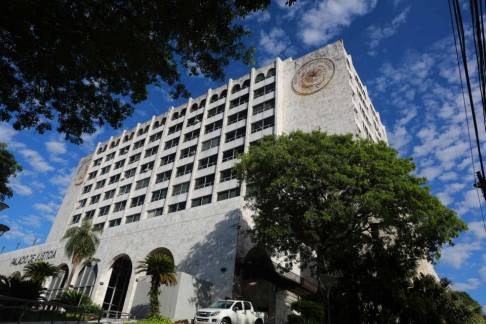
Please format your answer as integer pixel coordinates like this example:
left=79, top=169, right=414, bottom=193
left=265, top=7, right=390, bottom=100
left=198, top=154, right=218, bottom=170
left=201, top=137, right=220, bottom=151
left=227, top=110, right=247, bottom=125
left=131, top=195, right=145, bottom=207
left=124, top=168, right=136, bottom=179
left=176, top=163, right=193, bottom=177
left=95, top=179, right=106, bottom=190
left=254, top=82, right=275, bottom=98
left=100, top=166, right=110, bottom=175
left=207, top=104, right=225, bottom=118
left=251, top=116, right=275, bottom=133
left=77, top=199, right=87, bottom=208
left=85, top=210, right=95, bottom=219
left=168, top=202, right=186, bottom=213
left=255, top=73, right=265, bottom=83
left=164, top=137, right=180, bottom=150
left=230, top=94, right=249, bottom=109
left=220, top=168, right=236, bottom=182
left=114, top=159, right=125, bottom=170
left=109, top=173, right=121, bottom=184
left=149, top=131, right=163, bottom=143
left=210, top=94, right=219, bottom=103
left=172, top=182, right=189, bottom=196
left=99, top=205, right=110, bottom=216
left=253, top=99, right=275, bottom=115
left=93, top=158, right=102, bottom=167
left=125, top=214, right=140, bottom=224
left=110, top=139, right=120, bottom=148
left=135, top=178, right=150, bottom=190
left=83, top=184, right=92, bottom=194
left=200, top=100, right=207, bottom=108
left=133, top=139, right=145, bottom=150
left=160, top=153, right=176, bottom=166
left=192, top=195, right=212, bottom=207
left=222, top=145, right=244, bottom=162
left=180, top=145, right=197, bottom=159
left=94, top=223, right=104, bottom=229
left=220, top=89, right=228, bottom=98
left=90, top=194, right=100, bottom=205
left=97, top=145, right=107, bottom=154
left=187, top=114, right=203, bottom=127
left=145, top=146, right=159, bottom=158
left=88, top=171, right=97, bottom=180
left=205, top=120, right=223, bottom=134
left=231, top=84, right=241, bottom=94
left=114, top=200, right=127, bottom=212
left=118, top=184, right=131, bottom=196
left=190, top=103, right=199, bottom=112
left=123, top=132, right=134, bottom=142
left=140, top=161, right=155, bottom=173
left=156, top=170, right=172, bottom=183
left=105, top=152, right=115, bottom=162
left=184, top=129, right=200, bottom=142
left=72, top=214, right=81, bottom=224
left=109, top=218, right=121, bottom=228
left=242, top=79, right=250, bottom=89
left=217, top=187, right=241, bottom=201
left=266, top=68, right=276, bottom=78
left=225, top=127, right=246, bottom=143
left=128, top=153, right=141, bottom=164
left=195, top=174, right=215, bottom=189
left=147, top=208, right=164, bottom=218
left=243, top=302, right=252, bottom=311
left=151, top=188, right=168, bottom=202
left=104, top=190, right=115, bottom=200
left=119, top=146, right=130, bottom=155
left=168, top=122, right=183, bottom=135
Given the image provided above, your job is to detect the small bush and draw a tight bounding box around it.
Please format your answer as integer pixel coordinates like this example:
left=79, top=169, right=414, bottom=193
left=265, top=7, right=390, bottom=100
left=138, top=314, right=172, bottom=324
left=289, top=300, right=325, bottom=323
left=287, top=313, right=305, bottom=324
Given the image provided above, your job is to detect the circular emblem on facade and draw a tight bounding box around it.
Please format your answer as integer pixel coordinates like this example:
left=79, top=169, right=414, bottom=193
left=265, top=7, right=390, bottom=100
left=291, top=58, right=335, bottom=96
left=74, top=159, right=91, bottom=186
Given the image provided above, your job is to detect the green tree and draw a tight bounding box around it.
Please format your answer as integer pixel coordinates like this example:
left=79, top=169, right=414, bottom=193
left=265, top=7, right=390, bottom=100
left=136, top=254, right=177, bottom=316
left=61, top=219, right=103, bottom=287
left=0, top=275, right=44, bottom=300
left=54, top=289, right=91, bottom=307
left=0, top=142, right=22, bottom=202
left=22, top=261, right=61, bottom=285
left=0, top=0, right=297, bottom=144
left=234, top=131, right=467, bottom=322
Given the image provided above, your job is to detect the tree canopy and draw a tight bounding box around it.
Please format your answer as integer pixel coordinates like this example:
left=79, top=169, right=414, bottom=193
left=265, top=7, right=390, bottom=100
left=0, top=142, right=22, bottom=202
left=22, top=261, right=61, bottom=285
left=234, top=131, right=468, bottom=321
left=0, top=0, right=298, bottom=144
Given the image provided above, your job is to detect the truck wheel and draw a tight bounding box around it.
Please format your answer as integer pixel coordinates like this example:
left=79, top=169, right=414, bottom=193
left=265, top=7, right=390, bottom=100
left=255, top=320, right=263, bottom=324
left=221, top=319, right=231, bottom=324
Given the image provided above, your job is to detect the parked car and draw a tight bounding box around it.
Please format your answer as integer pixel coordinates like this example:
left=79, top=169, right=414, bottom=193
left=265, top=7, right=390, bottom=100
left=194, top=299, right=266, bottom=324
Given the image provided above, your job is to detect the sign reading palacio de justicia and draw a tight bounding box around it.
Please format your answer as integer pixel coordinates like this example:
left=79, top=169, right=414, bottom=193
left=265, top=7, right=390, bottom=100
left=10, top=250, right=57, bottom=266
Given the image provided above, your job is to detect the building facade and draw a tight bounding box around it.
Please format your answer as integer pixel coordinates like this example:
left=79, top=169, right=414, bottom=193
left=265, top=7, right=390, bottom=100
left=0, top=40, right=390, bottom=322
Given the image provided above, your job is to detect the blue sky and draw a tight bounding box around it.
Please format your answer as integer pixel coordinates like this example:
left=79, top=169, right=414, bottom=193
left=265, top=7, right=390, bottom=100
left=2, top=0, right=486, bottom=308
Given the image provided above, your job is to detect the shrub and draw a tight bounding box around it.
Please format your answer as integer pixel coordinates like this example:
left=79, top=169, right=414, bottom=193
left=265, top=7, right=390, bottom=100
left=289, top=300, right=325, bottom=324
left=138, top=314, right=172, bottom=324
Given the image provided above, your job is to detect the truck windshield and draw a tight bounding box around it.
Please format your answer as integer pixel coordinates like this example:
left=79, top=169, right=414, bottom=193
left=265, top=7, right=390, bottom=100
left=209, top=301, right=234, bottom=309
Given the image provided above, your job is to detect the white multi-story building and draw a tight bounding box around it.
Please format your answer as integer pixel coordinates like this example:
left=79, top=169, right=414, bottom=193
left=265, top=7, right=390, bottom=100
left=0, top=40, right=388, bottom=322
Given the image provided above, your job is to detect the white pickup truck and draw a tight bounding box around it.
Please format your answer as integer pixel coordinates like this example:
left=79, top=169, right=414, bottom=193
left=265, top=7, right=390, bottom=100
left=194, top=300, right=266, bottom=324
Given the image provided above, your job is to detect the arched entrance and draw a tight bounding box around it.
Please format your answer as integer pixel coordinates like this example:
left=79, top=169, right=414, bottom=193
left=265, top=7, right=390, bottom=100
left=74, top=262, right=98, bottom=296
left=46, top=265, right=69, bottom=300
left=102, top=256, right=132, bottom=314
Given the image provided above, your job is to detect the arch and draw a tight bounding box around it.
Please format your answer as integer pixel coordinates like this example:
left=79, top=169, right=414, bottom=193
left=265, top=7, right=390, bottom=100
left=266, top=68, right=276, bottom=78
left=153, top=120, right=160, bottom=129
left=148, top=247, right=175, bottom=263
left=220, top=89, right=228, bottom=98
left=191, top=103, right=199, bottom=112
left=231, top=84, right=241, bottom=94
left=181, top=108, right=187, bottom=116
left=10, top=271, right=21, bottom=279
left=102, top=255, right=132, bottom=315
left=73, top=261, right=98, bottom=297
left=210, top=94, right=219, bottom=103
left=255, top=73, right=265, bottom=83
left=46, top=264, right=69, bottom=301
left=171, top=112, right=179, bottom=120
left=161, top=117, right=167, bottom=125
left=242, top=79, right=250, bottom=89
left=199, top=99, right=206, bottom=108
left=124, top=135, right=129, bottom=142
left=137, top=128, right=143, bottom=136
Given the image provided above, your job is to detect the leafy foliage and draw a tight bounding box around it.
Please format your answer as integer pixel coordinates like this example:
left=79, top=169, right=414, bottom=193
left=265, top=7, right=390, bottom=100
left=137, top=314, right=173, bottom=324
left=0, top=275, right=44, bottom=300
left=53, top=289, right=91, bottom=307
left=234, top=131, right=468, bottom=322
left=22, top=261, right=61, bottom=285
left=0, top=0, right=301, bottom=144
left=61, top=218, right=103, bottom=286
left=0, top=142, right=22, bottom=202
left=136, top=254, right=177, bottom=316
left=288, top=300, right=325, bottom=324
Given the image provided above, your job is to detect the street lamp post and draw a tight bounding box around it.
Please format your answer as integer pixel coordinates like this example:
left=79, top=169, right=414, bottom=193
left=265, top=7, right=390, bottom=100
left=319, top=274, right=339, bottom=324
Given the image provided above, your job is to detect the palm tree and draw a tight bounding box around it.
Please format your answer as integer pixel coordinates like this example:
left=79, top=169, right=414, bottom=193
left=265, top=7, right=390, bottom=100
left=54, top=288, right=91, bottom=307
left=61, top=218, right=103, bottom=286
left=22, top=261, right=61, bottom=285
left=135, top=254, right=177, bottom=316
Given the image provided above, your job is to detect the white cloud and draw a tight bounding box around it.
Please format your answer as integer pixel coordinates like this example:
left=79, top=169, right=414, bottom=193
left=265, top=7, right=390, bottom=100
left=441, top=242, right=482, bottom=269
left=258, top=28, right=297, bottom=64
left=467, top=221, right=486, bottom=240
left=439, top=172, right=458, bottom=181
left=299, top=0, right=378, bottom=46
left=9, top=176, right=33, bottom=196
left=480, top=255, right=486, bottom=281
left=247, top=10, right=271, bottom=23
left=46, top=141, right=66, bottom=155
left=452, top=278, right=482, bottom=291
left=49, top=168, right=75, bottom=195
left=33, top=201, right=60, bottom=215
left=18, top=148, right=53, bottom=172
left=80, top=128, right=105, bottom=153
left=17, top=215, right=43, bottom=229
left=455, top=189, right=482, bottom=216
left=366, top=6, right=411, bottom=55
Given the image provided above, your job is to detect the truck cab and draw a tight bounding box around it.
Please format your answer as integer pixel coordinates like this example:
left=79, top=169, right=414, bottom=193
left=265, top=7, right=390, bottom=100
left=194, top=300, right=265, bottom=324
